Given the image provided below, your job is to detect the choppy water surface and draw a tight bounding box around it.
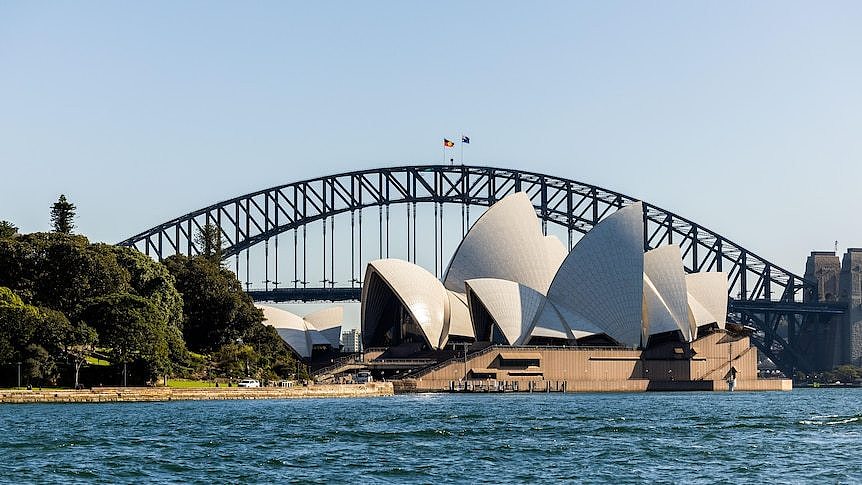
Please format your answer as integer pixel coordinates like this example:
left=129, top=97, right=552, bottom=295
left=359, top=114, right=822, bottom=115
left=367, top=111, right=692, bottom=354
left=1, top=389, right=861, bottom=484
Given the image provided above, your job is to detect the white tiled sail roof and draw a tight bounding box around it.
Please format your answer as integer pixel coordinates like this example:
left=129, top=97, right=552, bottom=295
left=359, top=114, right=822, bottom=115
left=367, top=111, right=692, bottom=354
left=536, top=202, right=646, bottom=348
left=465, top=278, right=547, bottom=345
left=361, top=259, right=449, bottom=349
left=443, top=192, right=564, bottom=294
left=685, top=272, right=729, bottom=330
left=643, top=245, right=694, bottom=342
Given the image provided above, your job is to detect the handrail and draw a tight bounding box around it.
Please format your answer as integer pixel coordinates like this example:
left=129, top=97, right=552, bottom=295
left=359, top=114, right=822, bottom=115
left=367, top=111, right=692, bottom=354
left=367, top=358, right=436, bottom=365
left=312, top=353, right=361, bottom=377
left=406, top=345, right=498, bottom=379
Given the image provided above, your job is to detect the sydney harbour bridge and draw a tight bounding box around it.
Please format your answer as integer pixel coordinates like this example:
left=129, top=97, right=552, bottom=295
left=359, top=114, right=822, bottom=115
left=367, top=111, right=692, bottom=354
left=118, top=165, right=846, bottom=375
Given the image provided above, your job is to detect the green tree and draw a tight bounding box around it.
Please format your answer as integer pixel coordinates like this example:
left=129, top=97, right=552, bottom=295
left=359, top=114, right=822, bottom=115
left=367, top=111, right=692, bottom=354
left=164, top=255, right=261, bottom=352
left=23, top=344, right=55, bottom=387
left=0, top=286, right=24, bottom=306
left=830, top=364, right=862, bottom=383
left=51, top=194, right=76, bottom=234
left=36, top=240, right=129, bottom=319
left=195, top=223, right=223, bottom=263
left=81, top=293, right=171, bottom=384
left=0, top=233, right=130, bottom=319
left=0, top=288, right=34, bottom=364
left=0, top=287, right=71, bottom=364
left=0, top=233, right=196, bottom=386
left=0, top=237, right=38, bottom=302
left=242, top=322, right=300, bottom=379
left=213, top=342, right=260, bottom=378
left=66, top=323, right=98, bottom=388
left=109, top=246, right=184, bottom=331
left=0, top=221, right=17, bottom=239
left=0, top=288, right=72, bottom=385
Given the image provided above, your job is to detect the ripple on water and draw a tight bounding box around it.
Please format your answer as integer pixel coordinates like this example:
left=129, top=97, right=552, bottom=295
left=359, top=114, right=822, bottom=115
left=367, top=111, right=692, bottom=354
left=1, top=390, right=862, bottom=483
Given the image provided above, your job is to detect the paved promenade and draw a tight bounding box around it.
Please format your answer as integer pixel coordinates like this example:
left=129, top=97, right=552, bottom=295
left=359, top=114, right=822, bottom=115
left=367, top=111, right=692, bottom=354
left=0, top=382, right=394, bottom=403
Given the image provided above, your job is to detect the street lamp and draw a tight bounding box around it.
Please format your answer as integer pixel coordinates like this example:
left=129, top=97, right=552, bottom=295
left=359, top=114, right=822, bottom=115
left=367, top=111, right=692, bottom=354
left=236, top=338, right=249, bottom=376
left=17, top=361, right=21, bottom=388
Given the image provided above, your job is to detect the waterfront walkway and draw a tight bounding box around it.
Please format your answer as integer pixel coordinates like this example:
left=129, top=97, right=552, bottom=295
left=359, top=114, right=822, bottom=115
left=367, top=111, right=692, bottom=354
left=0, top=382, right=394, bottom=404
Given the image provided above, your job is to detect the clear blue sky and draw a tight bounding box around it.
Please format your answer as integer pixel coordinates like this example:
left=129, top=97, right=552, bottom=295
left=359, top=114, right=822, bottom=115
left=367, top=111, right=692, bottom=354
left=1, top=0, right=860, bottom=282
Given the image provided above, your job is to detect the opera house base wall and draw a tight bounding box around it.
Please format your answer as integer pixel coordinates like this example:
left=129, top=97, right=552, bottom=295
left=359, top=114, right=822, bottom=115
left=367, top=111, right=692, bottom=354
left=393, top=378, right=790, bottom=393
left=391, top=331, right=791, bottom=393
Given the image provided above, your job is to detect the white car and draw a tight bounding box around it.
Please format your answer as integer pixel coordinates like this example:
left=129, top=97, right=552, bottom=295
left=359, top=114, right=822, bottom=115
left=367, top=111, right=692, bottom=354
left=237, top=378, right=261, bottom=388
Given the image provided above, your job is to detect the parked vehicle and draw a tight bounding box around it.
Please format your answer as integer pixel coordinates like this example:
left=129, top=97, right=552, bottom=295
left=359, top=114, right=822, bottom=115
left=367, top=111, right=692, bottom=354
left=355, top=371, right=373, bottom=384
left=237, top=378, right=261, bottom=388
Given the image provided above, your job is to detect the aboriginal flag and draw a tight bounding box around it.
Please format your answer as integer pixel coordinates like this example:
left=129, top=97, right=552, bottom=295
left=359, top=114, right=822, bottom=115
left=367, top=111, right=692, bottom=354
left=443, top=139, right=455, bottom=148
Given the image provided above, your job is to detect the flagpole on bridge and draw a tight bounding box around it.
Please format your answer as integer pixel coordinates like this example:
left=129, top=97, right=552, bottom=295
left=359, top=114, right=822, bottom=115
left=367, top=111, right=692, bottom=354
left=443, top=138, right=455, bottom=165
left=460, top=135, right=470, bottom=164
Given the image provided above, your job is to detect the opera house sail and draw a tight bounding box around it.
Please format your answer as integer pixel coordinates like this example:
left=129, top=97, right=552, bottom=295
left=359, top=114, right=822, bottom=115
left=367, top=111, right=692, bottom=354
left=532, top=202, right=646, bottom=348
left=361, top=259, right=449, bottom=350
left=360, top=192, right=735, bottom=357
left=258, top=304, right=343, bottom=360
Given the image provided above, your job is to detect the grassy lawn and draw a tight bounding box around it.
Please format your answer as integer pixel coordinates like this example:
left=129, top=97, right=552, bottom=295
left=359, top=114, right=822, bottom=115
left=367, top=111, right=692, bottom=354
left=166, top=378, right=216, bottom=388
left=85, top=355, right=111, bottom=366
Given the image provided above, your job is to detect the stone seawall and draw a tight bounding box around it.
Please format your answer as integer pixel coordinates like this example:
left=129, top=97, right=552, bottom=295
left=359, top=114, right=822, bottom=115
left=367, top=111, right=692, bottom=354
left=393, top=378, right=791, bottom=393
left=0, top=382, right=394, bottom=404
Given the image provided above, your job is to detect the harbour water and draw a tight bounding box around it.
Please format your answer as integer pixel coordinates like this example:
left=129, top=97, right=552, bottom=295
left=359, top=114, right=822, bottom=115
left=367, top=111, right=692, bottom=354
left=1, top=389, right=860, bottom=483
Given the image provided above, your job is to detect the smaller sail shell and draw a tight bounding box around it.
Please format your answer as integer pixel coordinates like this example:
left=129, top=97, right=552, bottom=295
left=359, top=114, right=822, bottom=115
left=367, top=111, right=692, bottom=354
left=465, top=278, right=546, bottom=345
left=643, top=245, right=694, bottom=342
left=304, top=306, right=343, bottom=348
left=361, top=259, right=449, bottom=349
left=685, top=272, right=729, bottom=330
left=446, top=291, right=475, bottom=342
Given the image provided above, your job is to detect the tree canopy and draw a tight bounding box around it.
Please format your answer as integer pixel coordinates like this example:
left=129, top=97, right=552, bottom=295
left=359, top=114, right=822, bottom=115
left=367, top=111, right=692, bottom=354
left=164, top=254, right=260, bottom=352
left=164, top=251, right=299, bottom=380
left=81, top=293, right=171, bottom=380
left=0, top=221, right=17, bottom=239
left=195, top=222, right=223, bottom=263
left=0, top=286, right=74, bottom=385
left=0, top=218, right=302, bottom=386
left=50, top=194, right=76, bottom=234
left=0, top=233, right=188, bottom=384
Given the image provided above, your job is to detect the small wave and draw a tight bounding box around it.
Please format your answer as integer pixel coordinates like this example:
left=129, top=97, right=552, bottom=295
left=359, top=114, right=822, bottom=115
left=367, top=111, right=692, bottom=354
left=799, top=415, right=862, bottom=426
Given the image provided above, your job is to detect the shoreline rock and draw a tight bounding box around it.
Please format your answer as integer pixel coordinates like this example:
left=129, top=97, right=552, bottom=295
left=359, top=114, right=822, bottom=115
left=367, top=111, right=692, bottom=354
left=0, top=382, right=394, bottom=404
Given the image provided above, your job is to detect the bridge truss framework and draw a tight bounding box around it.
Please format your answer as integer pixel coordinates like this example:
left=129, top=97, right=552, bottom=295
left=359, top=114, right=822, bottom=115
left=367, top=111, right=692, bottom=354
left=119, top=165, right=841, bottom=375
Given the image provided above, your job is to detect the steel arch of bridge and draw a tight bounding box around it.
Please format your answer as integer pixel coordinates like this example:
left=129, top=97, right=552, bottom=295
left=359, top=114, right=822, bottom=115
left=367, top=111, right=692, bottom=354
left=119, top=164, right=845, bottom=374
left=119, top=164, right=815, bottom=304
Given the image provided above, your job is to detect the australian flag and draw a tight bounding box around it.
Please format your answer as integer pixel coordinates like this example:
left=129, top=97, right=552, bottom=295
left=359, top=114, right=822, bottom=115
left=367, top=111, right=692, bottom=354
left=461, top=136, right=470, bottom=144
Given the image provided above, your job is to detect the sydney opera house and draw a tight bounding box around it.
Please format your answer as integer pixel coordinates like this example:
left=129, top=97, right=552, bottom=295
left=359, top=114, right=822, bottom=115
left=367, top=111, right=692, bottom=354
left=257, top=305, right=342, bottom=360
left=356, top=192, right=789, bottom=392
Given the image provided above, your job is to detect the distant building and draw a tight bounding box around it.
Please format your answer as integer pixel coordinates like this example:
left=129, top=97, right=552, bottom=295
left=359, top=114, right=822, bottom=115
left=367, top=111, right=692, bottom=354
left=342, top=329, right=362, bottom=353
left=804, top=248, right=862, bottom=368
left=840, top=249, right=862, bottom=365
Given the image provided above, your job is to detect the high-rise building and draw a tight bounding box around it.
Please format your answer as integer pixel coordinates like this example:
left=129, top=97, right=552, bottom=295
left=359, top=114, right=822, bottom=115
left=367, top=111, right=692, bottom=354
left=342, top=329, right=362, bottom=353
